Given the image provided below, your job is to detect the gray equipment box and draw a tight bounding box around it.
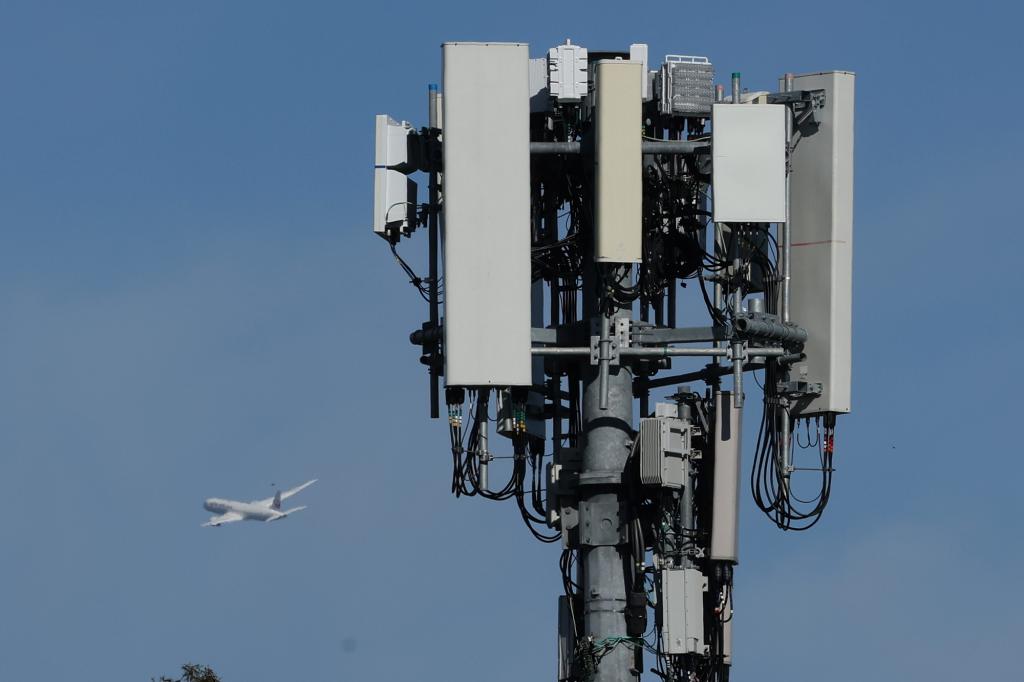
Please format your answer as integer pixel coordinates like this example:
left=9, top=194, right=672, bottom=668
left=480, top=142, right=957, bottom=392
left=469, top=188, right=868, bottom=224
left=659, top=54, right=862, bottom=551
left=786, top=71, right=855, bottom=416
left=661, top=568, right=708, bottom=655
left=639, top=416, right=689, bottom=489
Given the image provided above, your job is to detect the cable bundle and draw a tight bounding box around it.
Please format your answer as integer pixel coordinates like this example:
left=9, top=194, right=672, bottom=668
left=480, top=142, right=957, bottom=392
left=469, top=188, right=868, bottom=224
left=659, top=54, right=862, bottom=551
left=447, top=391, right=560, bottom=543
left=751, top=378, right=836, bottom=531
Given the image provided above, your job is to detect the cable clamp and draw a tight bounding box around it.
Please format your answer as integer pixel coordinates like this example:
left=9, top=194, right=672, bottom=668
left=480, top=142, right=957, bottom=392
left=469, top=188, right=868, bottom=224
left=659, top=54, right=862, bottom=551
left=776, top=380, right=822, bottom=398
left=589, top=335, right=620, bottom=366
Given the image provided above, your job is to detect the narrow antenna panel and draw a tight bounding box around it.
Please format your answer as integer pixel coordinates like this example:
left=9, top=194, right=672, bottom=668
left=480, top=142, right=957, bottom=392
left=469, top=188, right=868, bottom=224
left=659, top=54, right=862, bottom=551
left=710, top=391, right=741, bottom=563
left=595, top=60, right=642, bottom=263
left=441, top=42, right=532, bottom=387
left=529, top=57, right=552, bottom=112
left=628, top=44, right=651, bottom=100
left=787, top=71, right=855, bottom=415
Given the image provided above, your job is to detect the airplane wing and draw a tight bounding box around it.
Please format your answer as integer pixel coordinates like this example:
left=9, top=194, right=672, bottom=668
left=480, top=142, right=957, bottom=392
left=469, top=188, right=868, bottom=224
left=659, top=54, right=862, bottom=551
left=202, top=511, right=244, bottom=527
left=258, top=479, right=317, bottom=506
left=280, top=479, right=317, bottom=501
left=266, top=505, right=307, bottom=522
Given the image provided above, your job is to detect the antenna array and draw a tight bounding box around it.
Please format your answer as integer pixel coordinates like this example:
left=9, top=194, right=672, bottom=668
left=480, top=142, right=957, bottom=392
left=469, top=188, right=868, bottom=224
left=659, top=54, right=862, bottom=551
left=373, top=40, right=854, bottom=682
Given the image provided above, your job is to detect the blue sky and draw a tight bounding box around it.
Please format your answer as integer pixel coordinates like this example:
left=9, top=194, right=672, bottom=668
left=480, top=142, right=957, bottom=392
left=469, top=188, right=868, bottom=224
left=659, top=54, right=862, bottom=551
left=0, top=1, right=1021, bottom=680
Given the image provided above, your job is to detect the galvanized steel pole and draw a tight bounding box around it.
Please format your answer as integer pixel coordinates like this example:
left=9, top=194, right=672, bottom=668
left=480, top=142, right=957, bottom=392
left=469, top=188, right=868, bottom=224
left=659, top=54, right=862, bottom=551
left=580, top=262, right=635, bottom=682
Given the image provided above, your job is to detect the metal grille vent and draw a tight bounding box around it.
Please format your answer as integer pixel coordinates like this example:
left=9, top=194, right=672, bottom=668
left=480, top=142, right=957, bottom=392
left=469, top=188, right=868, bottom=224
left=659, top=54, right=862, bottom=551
left=639, top=417, right=688, bottom=488
left=659, top=55, right=714, bottom=116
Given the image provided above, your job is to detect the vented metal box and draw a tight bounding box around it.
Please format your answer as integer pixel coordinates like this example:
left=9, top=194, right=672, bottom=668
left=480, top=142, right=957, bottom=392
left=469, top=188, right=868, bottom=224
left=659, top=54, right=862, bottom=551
left=786, top=71, right=855, bottom=416
left=442, top=42, right=532, bottom=387
left=594, top=60, right=643, bottom=263
left=639, top=416, right=689, bottom=489
left=659, top=55, right=713, bottom=116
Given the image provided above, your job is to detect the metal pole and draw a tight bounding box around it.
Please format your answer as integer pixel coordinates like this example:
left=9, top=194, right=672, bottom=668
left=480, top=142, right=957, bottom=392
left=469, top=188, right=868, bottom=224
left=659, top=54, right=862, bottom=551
left=581, top=260, right=635, bottom=682
left=532, top=346, right=787, bottom=358
left=781, top=75, right=793, bottom=324
left=427, top=85, right=441, bottom=419
left=639, top=263, right=650, bottom=419
left=428, top=83, right=439, bottom=129
left=477, top=391, right=489, bottom=492
left=598, top=312, right=611, bottom=410
left=731, top=259, right=745, bottom=408
left=531, top=140, right=708, bottom=155
left=781, top=76, right=794, bottom=475
left=780, top=400, right=792, bottom=484
left=547, top=186, right=562, bottom=457
left=678, top=400, right=695, bottom=550
left=667, top=127, right=677, bottom=330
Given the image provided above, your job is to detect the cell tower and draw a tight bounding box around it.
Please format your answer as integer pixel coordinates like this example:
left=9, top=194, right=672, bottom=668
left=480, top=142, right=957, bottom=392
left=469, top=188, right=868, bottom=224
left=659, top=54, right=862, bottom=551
left=373, top=41, right=854, bottom=682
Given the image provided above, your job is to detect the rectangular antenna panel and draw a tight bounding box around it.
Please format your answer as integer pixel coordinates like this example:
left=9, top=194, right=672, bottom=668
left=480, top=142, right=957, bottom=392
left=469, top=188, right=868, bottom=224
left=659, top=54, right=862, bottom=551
left=529, top=57, right=551, bottom=112
left=595, top=60, right=642, bottom=263
left=710, top=391, right=742, bottom=562
left=786, top=71, right=855, bottom=415
left=629, top=44, right=651, bottom=100
left=711, top=104, right=786, bottom=223
left=442, top=42, right=532, bottom=387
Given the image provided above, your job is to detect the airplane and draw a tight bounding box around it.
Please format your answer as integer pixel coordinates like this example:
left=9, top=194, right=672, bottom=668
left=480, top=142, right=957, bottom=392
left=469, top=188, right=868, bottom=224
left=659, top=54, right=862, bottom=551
left=201, top=479, right=317, bottom=527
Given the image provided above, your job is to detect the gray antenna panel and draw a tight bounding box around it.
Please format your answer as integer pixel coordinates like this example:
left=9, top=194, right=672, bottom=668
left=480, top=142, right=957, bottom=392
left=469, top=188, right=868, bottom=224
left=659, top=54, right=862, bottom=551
left=787, top=71, right=855, bottom=415
left=441, top=42, right=532, bottom=387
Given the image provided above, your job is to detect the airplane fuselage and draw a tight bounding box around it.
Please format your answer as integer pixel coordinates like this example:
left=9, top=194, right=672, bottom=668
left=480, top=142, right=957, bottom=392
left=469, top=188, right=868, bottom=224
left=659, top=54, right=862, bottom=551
left=203, top=497, right=281, bottom=522
left=201, top=479, right=316, bottom=527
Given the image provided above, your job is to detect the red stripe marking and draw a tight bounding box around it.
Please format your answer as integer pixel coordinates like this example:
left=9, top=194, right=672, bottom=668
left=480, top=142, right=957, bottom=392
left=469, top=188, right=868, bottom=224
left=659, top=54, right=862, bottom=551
left=791, top=239, right=848, bottom=247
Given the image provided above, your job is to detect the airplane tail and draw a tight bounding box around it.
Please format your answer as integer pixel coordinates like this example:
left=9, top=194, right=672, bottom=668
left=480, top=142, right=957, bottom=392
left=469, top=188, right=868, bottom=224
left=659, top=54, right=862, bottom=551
left=268, top=505, right=307, bottom=521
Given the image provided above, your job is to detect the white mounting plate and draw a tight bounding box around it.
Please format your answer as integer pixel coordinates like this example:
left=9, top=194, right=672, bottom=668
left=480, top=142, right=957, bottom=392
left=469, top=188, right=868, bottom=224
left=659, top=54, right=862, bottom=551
left=711, top=104, right=786, bottom=223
